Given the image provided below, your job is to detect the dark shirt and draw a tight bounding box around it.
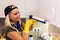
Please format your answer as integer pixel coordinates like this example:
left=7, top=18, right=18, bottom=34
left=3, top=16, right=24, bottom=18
left=3, top=23, right=23, bottom=40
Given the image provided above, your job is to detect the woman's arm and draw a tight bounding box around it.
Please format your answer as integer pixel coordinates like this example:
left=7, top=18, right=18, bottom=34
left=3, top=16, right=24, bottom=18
left=18, top=32, right=28, bottom=40
left=23, top=33, right=28, bottom=40
left=7, top=31, right=23, bottom=40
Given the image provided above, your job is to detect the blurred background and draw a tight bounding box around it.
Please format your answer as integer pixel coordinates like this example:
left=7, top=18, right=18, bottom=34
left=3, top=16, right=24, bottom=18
left=0, top=0, right=60, bottom=40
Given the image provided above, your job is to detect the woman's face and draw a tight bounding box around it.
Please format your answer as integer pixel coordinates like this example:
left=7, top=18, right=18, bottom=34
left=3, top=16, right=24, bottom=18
left=9, top=8, right=20, bottom=23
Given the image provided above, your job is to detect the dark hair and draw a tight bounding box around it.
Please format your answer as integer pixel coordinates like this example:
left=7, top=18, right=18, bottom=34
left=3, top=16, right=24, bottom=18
left=4, top=5, right=18, bottom=16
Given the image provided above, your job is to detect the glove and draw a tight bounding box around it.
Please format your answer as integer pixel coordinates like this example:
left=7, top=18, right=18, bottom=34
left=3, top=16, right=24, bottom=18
left=23, top=19, right=37, bottom=34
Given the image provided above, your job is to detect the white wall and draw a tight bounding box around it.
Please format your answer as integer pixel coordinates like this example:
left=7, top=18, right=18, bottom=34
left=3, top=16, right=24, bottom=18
left=38, top=0, right=60, bottom=27
left=39, top=0, right=48, bottom=18
left=39, top=0, right=60, bottom=27
left=0, top=0, right=39, bottom=18
left=25, top=0, right=39, bottom=17
left=54, top=0, right=60, bottom=27
left=39, top=0, right=56, bottom=24
left=0, top=0, right=26, bottom=18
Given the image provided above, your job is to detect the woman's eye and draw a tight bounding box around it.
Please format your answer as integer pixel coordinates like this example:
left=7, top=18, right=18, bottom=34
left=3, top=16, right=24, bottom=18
left=14, top=13, right=17, bottom=15
left=14, top=12, right=19, bottom=15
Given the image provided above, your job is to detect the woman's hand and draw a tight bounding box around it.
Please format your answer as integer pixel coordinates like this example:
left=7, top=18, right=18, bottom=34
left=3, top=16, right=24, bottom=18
left=23, top=19, right=37, bottom=34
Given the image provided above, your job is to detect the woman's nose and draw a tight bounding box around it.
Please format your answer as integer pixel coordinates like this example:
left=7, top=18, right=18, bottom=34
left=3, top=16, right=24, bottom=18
left=18, top=13, right=20, bottom=17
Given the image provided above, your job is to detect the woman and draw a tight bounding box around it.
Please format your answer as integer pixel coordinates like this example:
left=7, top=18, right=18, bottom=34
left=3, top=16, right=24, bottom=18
left=3, top=5, right=37, bottom=40
left=4, top=5, right=27, bottom=40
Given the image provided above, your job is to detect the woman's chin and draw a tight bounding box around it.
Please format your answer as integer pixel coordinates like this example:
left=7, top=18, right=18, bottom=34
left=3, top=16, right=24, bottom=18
left=16, top=19, right=20, bottom=21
